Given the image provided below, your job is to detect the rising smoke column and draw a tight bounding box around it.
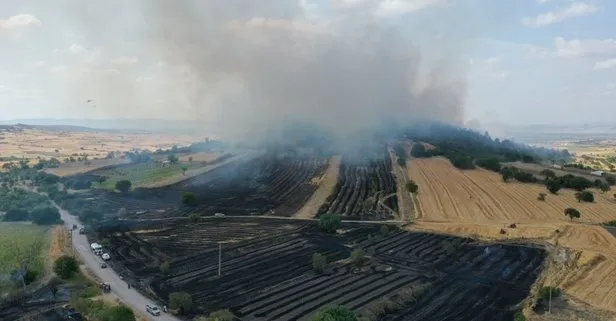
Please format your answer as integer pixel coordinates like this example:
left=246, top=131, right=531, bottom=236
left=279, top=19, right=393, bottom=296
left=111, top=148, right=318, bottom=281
left=141, top=0, right=468, bottom=139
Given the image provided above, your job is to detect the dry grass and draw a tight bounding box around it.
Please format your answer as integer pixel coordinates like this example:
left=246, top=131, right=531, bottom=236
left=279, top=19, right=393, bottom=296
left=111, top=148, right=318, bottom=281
left=294, top=156, right=341, bottom=219
left=388, top=149, right=413, bottom=221
left=407, top=156, right=616, bottom=314
left=178, top=152, right=222, bottom=163
left=48, top=226, right=73, bottom=262
left=43, top=158, right=130, bottom=177
left=408, top=157, right=616, bottom=224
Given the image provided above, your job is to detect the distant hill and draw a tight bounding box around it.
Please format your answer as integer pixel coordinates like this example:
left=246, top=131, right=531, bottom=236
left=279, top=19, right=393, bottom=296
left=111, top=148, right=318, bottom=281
left=0, top=118, right=210, bottom=135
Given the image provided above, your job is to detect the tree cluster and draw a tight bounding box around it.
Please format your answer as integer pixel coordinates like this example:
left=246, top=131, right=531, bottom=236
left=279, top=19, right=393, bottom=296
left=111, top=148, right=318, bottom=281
left=318, top=213, right=342, bottom=233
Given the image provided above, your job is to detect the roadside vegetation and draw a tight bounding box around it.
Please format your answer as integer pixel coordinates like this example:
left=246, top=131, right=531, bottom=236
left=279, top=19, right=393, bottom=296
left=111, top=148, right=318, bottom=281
left=0, top=224, right=50, bottom=292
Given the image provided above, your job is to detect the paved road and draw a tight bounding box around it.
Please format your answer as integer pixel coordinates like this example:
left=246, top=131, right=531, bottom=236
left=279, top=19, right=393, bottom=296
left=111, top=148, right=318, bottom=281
left=56, top=204, right=180, bottom=321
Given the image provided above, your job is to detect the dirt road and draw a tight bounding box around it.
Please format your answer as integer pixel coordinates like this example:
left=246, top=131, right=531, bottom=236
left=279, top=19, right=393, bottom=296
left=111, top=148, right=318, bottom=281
left=56, top=203, right=180, bottom=321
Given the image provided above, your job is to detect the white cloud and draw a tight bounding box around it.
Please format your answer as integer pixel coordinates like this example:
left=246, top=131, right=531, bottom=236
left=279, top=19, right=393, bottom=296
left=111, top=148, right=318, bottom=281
left=521, top=2, right=598, bottom=27
left=0, top=14, right=41, bottom=30
left=110, top=56, right=139, bottom=66
left=374, top=0, right=446, bottom=16
left=527, top=37, right=616, bottom=59
left=594, top=58, right=616, bottom=70
left=26, top=61, right=45, bottom=70
left=68, top=44, right=86, bottom=55
left=484, top=56, right=502, bottom=64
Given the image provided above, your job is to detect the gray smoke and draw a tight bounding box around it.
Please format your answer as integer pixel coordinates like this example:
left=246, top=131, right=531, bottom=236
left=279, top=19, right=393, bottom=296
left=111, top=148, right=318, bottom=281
left=56, top=0, right=470, bottom=140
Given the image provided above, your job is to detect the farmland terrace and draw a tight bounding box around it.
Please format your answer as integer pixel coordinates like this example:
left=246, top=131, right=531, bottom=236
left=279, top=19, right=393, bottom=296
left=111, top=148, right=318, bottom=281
left=318, top=147, right=398, bottom=220
left=68, top=154, right=329, bottom=218
left=99, top=217, right=546, bottom=320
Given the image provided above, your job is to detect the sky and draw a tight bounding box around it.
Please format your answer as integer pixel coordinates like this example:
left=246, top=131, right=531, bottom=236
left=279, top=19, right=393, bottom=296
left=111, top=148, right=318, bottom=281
left=0, top=0, right=614, bottom=131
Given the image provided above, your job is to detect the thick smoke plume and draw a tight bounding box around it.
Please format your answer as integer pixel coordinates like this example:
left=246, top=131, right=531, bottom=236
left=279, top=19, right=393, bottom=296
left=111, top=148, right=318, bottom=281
left=141, top=0, right=467, bottom=140
left=59, top=0, right=469, bottom=140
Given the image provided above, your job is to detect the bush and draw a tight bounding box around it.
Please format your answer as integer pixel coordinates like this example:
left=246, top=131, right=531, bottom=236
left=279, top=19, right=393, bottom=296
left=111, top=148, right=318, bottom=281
left=410, top=144, right=428, bottom=158
left=574, top=190, right=594, bottom=203
left=380, top=225, right=389, bottom=236
left=182, top=192, right=197, bottom=206
left=540, top=169, right=556, bottom=179
left=188, top=213, right=201, bottom=222
left=312, top=253, right=327, bottom=273
left=514, top=171, right=537, bottom=183
left=31, top=206, right=61, bottom=225
left=101, top=305, right=136, bottom=321
left=606, top=175, right=616, bottom=186
left=53, top=255, right=78, bottom=279
left=476, top=157, right=501, bottom=172
left=4, top=208, right=29, bottom=221
left=603, top=220, right=616, bottom=226
left=160, top=261, right=170, bottom=274
left=350, top=248, right=365, bottom=267
left=318, top=213, right=341, bottom=233
left=537, top=193, right=546, bottom=201
left=203, top=309, right=235, bottom=321
left=310, top=305, right=357, bottom=321
left=169, top=292, right=192, bottom=314
left=513, top=310, right=526, bottom=321
left=545, top=179, right=561, bottom=194
left=448, top=155, right=475, bottom=170
left=564, top=208, right=581, bottom=221
left=115, top=180, right=132, bottom=193
left=501, top=166, right=518, bottom=182
left=538, top=286, right=561, bottom=301
left=405, top=180, right=418, bottom=194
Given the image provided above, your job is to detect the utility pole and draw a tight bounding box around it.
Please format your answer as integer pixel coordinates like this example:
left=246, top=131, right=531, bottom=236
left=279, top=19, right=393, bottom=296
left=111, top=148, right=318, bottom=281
left=218, top=242, right=222, bottom=277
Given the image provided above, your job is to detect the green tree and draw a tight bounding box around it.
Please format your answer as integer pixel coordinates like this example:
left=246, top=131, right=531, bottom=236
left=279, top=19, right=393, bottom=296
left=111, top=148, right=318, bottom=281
left=182, top=192, right=197, bottom=206
left=310, top=305, right=357, bottom=321
left=606, top=175, right=616, bottom=186
left=537, top=193, right=546, bottom=201
left=406, top=180, right=418, bottom=194
left=188, top=213, right=201, bottom=222
left=575, top=190, right=594, bottom=203
left=545, top=179, right=561, bottom=194
left=540, top=169, right=556, bottom=179
left=4, top=208, right=29, bottom=221
left=598, top=181, right=611, bottom=193
left=501, top=167, right=517, bottom=182
left=181, top=166, right=188, bottom=175
left=101, top=305, right=136, bottom=321
left=168, top=154, right=179, bottom=164
left=564, top=208, right=581, bottom=221
left=53, top=256, right=78, bottom=279
left=318, top=213, right=341, bottom=234
left=48, top=276, right=60, bottom=297
left=312, top=253, right=327, bottom=273
left=350, top=248, right=365, bottom=267
left=188, top=156, right=193, bottom=164
left=169, top=292, right=192, bottom=314
left=476, top=157, right=501, bottom=172
left=160, top=261, right=170, bottom=274
left=31, top=206, right=61, bottom=225
left=115, top=179, right=132, bottom=193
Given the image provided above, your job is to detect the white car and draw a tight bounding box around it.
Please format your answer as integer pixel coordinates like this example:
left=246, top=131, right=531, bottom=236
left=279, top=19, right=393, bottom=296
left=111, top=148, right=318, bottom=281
left=146, top=304, right=161, bottom=316
left=101, top=253, right=111, bottom=261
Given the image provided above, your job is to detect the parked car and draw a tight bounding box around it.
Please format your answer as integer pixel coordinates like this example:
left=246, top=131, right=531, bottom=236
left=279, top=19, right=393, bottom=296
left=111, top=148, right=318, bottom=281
left=214, top=213, right=225, bottom=217
left=100, top=262, right=107, bottom=268
left=101, top=253, right=111, bottom=261
left=146, top=304, right=161, bottom=316
left=79, top=228, right=85, bottom=234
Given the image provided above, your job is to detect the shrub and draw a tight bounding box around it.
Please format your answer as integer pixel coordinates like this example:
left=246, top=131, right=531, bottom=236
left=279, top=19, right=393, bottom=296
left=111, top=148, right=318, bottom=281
left=350, top=248, right=365, bottom=267
left=380, top=225, right=389, bottom=236
left=312, top=253, right=327, bottom=273
left=514, top=171, right=537, bottom=183
left=310, top=305, right=357, bottom=321
left=53, top=255, right=78, bottom=279
left=501, top=166, right=518, bottom=182
left=606, top=175, right=616, bottom=186
left=545, top=179, right=561, bottom=194
left=405, top=181, right=418, bottom=194
left=410, top=144, right=428, bottom=158
left=160, top=261, right=170, bottom=274
left=564, top=208, right=581, bottom=221
left=188, top=213, right=201, bottom=222
left=574, top=190, right=594, bottom=203
left=4, top=208, right=29, bottom=221
left=182, top=192, right=197, bottom=206
left=204, top=309, right=235, bottom=321
left=538, top=286, right=561, bottom=301
left=513, top=310, right=526, bottom=321
left=540, top=169, right=556, bottom=179
left=318, top=213, right=341, bottom=233
left=448, top=155, right=475, bottom=170
left=31, top=206, right=61, bottom=225
left=169, top=292, right=192, bottom=314
left=603, top=220, right=616, bottom=226
left=476, top=157, right=501, bottom=172
left=115, top=180, right=132, bottom=193
left=537, top=193, right=546, bottom=201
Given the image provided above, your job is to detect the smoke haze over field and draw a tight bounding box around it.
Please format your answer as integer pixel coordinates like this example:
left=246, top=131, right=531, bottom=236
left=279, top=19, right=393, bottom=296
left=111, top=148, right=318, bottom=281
left=140, top=0, right=469, bottom=139
left=3, top=0, right=475, bottom=139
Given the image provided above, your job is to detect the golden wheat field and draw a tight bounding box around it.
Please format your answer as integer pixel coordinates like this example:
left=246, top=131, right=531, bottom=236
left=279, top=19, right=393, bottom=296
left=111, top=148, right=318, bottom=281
left=408, top=157, right=616, bottom=224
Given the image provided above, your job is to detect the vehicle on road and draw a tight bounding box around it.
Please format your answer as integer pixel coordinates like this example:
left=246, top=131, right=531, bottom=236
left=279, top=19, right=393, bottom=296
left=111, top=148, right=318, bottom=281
left=100, top=282, right=111, bottom=293
left=146, top=304, right=161, bottom=316
left=214, top=213, right=225, bottom=217
left=101, top=253, right=111, bottom=260
left=100, top=262, right=107, bottom=268
left=79, top=227, right=85, bottom=234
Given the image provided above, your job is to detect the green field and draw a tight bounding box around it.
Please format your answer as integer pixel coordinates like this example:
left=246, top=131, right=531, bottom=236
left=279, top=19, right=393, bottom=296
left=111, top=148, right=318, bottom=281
left=0, top=223, right=49, bottom=287
left=92, top=162, right=206, bottom=189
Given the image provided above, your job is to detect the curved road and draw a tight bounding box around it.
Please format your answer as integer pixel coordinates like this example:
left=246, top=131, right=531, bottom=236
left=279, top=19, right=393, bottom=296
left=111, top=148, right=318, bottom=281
left=57, top=204, right=180, bottom=321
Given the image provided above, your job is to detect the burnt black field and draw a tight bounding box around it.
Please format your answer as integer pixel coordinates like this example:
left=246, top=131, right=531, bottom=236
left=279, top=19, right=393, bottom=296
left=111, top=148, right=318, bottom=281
left=100, top=218, right=546, bottom=321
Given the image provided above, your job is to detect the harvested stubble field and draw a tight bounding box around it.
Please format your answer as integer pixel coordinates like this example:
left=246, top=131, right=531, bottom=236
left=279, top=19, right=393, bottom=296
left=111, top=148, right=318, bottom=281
left=0, top=127, right=198, bottom=162
left=90, top=162, right=208, bottom=190
left=318, top=148, right=398, bottom=220
left=100, top=217, right=546, bottom=321
left=409, top=157, right=616, bottom=224
left=407, top=156, right=616, bottom=314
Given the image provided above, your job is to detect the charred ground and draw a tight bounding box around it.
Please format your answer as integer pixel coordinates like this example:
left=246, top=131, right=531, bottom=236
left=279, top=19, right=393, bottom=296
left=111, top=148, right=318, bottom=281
left=96, top=218, right=546, bottom=321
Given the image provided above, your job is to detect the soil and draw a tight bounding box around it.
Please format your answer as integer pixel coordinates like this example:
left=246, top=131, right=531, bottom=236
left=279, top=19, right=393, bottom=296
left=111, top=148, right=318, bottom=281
left=99, top=217, right=546, bottom=320
left=295, top=156, right=341, bottom=219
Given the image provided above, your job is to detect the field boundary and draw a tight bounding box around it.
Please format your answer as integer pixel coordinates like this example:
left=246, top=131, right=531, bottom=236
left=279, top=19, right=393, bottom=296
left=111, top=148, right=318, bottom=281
left=294, top=156, right=341, bottom=219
